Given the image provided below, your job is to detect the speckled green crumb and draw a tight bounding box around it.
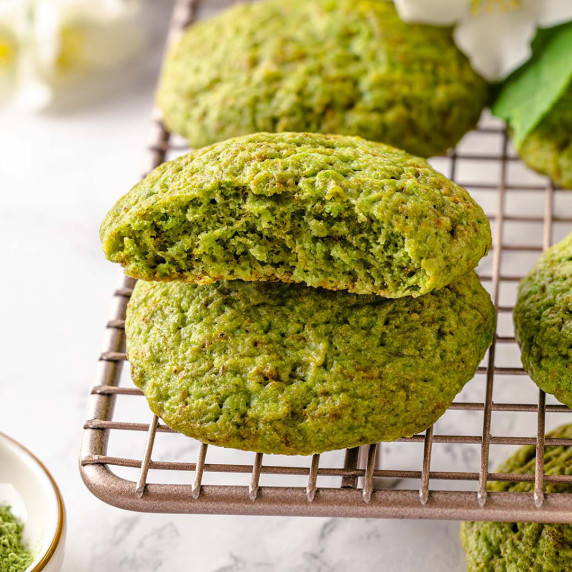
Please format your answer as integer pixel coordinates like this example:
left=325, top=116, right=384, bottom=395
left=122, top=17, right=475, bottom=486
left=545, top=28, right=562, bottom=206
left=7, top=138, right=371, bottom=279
left=101, top=132, right=491, bottom=298
left=517, top=85, right=572, bottom=189
left=514, top=232, right=572, bottom=408
left=461, top=424, right=572, bottom=572
left=126, top=272, right=495, bottom=455
left=157, top=0, right=488, bottom=158
left=0, top=505, right=33, bottom=572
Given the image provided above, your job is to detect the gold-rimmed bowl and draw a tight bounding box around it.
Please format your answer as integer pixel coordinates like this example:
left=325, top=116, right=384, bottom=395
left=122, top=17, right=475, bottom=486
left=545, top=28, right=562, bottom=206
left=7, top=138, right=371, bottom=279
left=0, top=432, right=66, bottom=572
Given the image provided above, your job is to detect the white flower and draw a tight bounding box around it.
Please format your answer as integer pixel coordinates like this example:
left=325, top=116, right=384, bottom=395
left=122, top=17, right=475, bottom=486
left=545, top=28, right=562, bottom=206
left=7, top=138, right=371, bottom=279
left=393, top=0, right=572, bottom=81
left=0, top=0, right=144, bottom=110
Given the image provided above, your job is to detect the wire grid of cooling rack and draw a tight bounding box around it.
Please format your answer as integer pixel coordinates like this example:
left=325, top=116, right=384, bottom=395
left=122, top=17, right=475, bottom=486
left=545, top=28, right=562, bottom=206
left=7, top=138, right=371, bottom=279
left=80, top=0, right=572, bottom=522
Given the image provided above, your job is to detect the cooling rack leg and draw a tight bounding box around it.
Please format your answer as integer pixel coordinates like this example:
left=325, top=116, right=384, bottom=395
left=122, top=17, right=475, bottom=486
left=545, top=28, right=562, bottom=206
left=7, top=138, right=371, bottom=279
left=341, top=447, right=360, bottom=488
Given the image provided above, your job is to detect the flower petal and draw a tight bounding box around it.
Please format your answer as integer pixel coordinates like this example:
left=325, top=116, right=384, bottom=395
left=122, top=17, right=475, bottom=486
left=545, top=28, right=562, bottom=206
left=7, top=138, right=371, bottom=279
left=394, top=0, right=471, bottom=25
left=528, top=0, right=572, bottom=27
left=61, top=0, right=139, bottom=23
left=13, top=58, right=54, bottom=111
left=30, top=0, right=144, bottom=80
left=33, top=1, right=63, bottom=69
left=454, top=11, right=536, bottom=80
left=57, top=19, right=144, bottom=71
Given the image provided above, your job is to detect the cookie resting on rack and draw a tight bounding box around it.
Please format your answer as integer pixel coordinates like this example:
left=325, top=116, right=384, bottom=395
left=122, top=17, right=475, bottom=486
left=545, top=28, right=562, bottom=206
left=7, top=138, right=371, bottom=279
left=157, top=0, right=489, bottom=158
left=125, top=272, right=495, bottom=455
left=516, top=85, right=572, bottom=190
left=101, top=132, right=492, bottom=299
left=514, top=232, right=572, bottom=408
left=461, top=424, right=572, bottom=571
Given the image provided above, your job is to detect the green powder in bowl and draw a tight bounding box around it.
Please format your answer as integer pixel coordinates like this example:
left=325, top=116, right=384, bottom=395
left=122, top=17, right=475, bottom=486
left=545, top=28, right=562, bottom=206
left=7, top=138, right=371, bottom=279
left=0, top=505, right=34, bottom=572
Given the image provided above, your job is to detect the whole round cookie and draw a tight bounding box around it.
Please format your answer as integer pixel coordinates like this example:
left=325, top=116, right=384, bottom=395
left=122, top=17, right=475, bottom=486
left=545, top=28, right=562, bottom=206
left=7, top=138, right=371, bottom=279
left=514, top=233, right=572, bottom=408
left=101, top=132, right=491, bottom=298
left=461, top=424, right=572, bottom=571
left=157, top=0, right=488, bottom=158
left=126, top=273, right=495, bottom=455
left=517, top=86, right=572, bottom=189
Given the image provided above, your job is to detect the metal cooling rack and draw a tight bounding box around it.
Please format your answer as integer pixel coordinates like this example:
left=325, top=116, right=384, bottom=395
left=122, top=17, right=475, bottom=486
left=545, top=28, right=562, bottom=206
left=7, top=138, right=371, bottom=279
left=80, top=0, right=572, bottom=522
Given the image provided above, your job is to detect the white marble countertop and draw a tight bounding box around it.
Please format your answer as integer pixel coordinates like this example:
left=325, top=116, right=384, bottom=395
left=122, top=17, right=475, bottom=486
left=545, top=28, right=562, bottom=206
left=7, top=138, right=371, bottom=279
left=1, top=2, right=569, bottom=571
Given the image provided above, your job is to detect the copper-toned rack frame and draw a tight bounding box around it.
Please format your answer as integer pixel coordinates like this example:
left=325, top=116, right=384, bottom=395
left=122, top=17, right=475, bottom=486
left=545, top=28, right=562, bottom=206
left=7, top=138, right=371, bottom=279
left=80, top=0, right=572, bottom=522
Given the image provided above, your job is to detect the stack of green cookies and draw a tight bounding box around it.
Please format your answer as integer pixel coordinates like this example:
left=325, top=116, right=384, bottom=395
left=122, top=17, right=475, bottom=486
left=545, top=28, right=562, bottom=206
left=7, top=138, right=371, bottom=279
left=100, top=0, right=496, bottom=455
left=100, top=132, right=495, bottom=455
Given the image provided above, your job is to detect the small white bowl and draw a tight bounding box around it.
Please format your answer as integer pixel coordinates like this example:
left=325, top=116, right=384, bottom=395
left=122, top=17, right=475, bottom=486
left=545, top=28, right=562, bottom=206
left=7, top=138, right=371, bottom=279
left=0, top=432, right=66, bottom=572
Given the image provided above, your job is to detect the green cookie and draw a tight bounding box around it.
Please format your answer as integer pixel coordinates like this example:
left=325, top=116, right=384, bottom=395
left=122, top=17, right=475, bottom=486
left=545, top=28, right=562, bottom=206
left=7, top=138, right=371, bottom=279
left=514, top=233, right=572, bottom=408
left=126, top=273, right=495, bottom=455
left=517, top=85, right=572, bottom=190
left=461, top=424, right=572, bottom=572
left=157, top=0, right=488, bottom=158
left=101, top=132, right=491, bottom=298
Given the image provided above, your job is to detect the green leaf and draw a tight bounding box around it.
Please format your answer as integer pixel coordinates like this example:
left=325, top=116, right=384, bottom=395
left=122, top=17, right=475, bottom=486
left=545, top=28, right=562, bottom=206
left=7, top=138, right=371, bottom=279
left=491, top=22, right=572, bottom=149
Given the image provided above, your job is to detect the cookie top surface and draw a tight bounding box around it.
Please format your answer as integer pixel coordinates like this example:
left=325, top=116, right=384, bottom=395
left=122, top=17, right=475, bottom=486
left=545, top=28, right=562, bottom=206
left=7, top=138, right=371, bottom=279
left=126, top=272, right=495, bottom=455
left=518, top=85, right=572, bottom=189
left=514, top=232, right=572, bottom=408
left=157, top=0, right=488, bottom=158
left=461, top=424, right=572, bottom=572
left=101, top=132, right=491, bottom=298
